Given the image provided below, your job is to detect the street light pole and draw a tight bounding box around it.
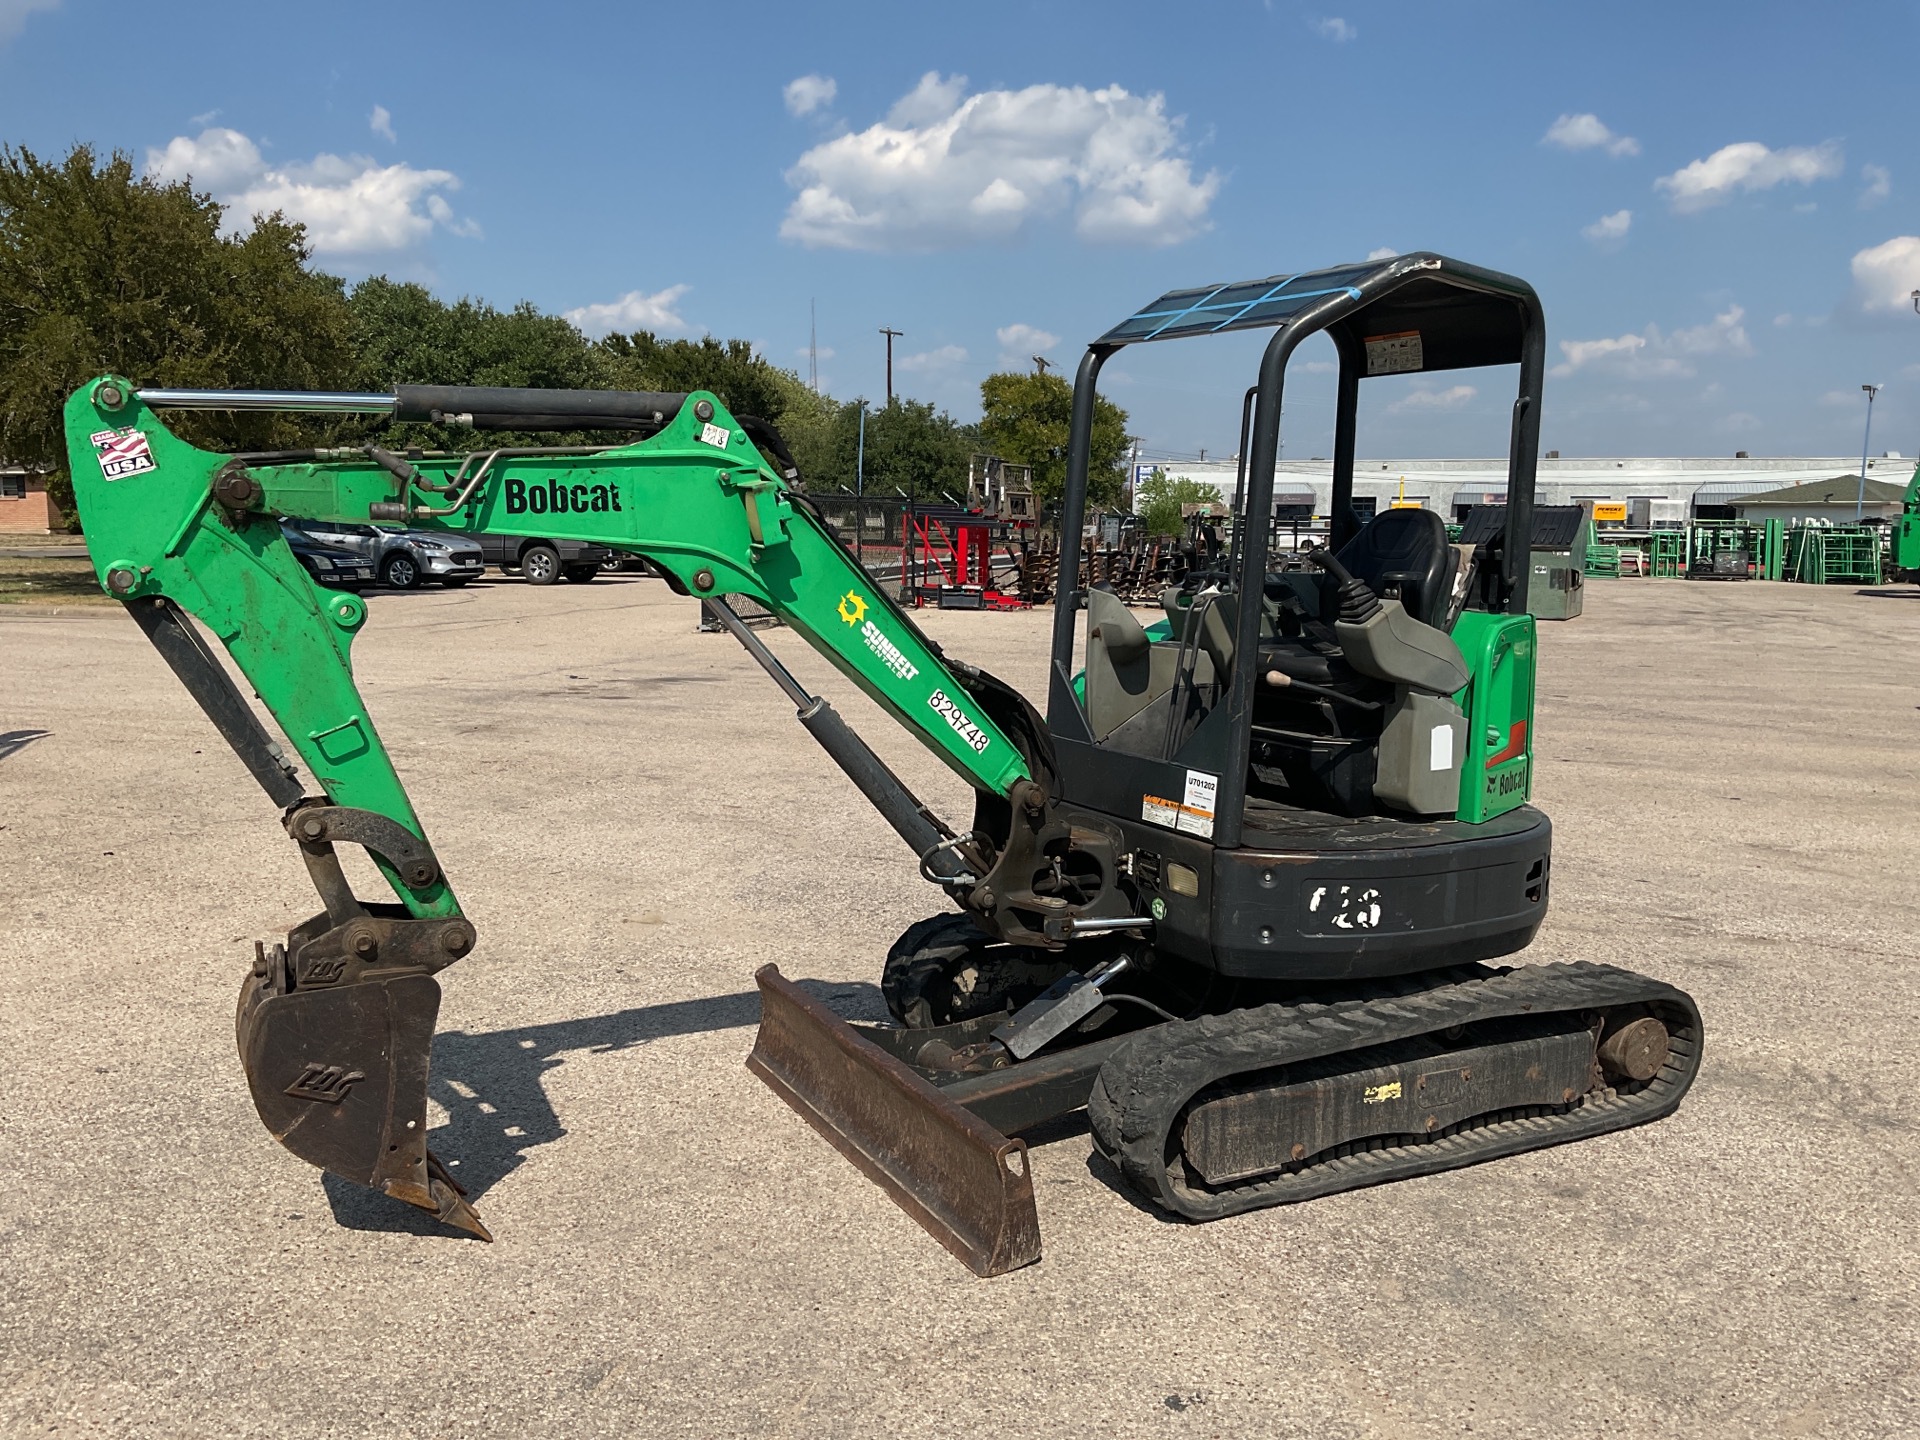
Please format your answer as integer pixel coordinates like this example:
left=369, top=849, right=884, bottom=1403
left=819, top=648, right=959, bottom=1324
left=878, top=327, right=903, bottom=405
left=1857, top=383, right=1881, bottom=522
left=856, top=398, right=869, bottom=497
left=855, top=398, right=869, bottom=567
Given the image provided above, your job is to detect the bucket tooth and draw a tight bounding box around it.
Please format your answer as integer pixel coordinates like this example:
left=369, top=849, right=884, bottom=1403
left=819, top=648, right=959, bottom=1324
left=748, top=964, right=1041, bottom=1278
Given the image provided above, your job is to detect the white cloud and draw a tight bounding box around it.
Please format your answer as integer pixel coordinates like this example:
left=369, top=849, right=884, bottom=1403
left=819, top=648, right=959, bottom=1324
left=189, top=108, right=220, bottom=127
left=783, top=74, right=837, bottom=117
left=780, top=73, right=1221, bottom=250
left=1851, top=235, right=1920, bottom=314
left=145, top=126, right=477, bottom=255
left=1582, top=208, right=1632, bottom=243
left=1387, top=384, right=1477, bottom=413
left=1365, top=246, right=1398, bottom=260
left=795, top=344, right=836, bottom=362
left=0, top=0, right=58, bottom=44
left=1552, top=306, right=1753, bottom=379
left=1312, top=16, right=1356, bottom=42
left=370, top=105, right=396, bottom=143
left=1819, top=389, right=1869, bottom=409
left=1654, top=140, right=1843, bottom=212
left=1773, top=313, right=1793, bottom=327
left=995, top=323, right=1061, bottom=369
left=1542, top=113, right=1640, bottom=158
left=1860, top=163, right=1891, bottom=208
left=896, top=343, right=968, bottom=373
left=563, top=284, right=692, bottom=337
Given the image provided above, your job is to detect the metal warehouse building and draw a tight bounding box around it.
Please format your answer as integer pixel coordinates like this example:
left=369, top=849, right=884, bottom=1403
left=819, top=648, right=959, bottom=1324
left=1151, top=453, right=1914, bottom=528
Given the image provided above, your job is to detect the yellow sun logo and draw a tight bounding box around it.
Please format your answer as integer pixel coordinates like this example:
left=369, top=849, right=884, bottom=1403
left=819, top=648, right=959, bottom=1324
left=837, top=591, right=868, bottom=625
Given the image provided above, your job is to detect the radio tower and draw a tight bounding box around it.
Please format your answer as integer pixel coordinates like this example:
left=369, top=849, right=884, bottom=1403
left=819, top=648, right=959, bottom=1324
left=809, top=299, right=819, bottom=394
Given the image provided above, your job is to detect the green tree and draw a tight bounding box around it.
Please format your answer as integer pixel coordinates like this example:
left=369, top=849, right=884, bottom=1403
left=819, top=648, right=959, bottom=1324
left=1136, top=467, right=1224, bottom=536
left=346, top=277, right=605, bottom=448
left=597, top=332, right=791, bottom=423
left=0, top=143, right=356, bottom=526
left=977, top=370, right=1129, bottom=513
left=858, top=398, right=974, bottom=500
left=763, top=369, right=845, bottom=486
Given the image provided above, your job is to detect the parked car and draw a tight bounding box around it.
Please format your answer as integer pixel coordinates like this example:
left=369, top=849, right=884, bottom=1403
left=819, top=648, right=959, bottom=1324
left=285, top=520, right=485, bottom=590
left=600, top=551, right=661, bottom=575
left=475, top=534, right=609, bottom=585
left=280, top=522, right=375, bottom=590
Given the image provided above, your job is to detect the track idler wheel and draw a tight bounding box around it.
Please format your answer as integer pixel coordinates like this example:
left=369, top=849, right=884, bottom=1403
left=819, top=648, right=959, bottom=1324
left=236, top=911, right=488, bottom=1239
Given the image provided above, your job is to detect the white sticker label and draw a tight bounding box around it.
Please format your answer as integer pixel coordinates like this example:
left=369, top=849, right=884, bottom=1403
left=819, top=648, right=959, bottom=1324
left=860, top=620, right=918, bottom=681
left=1429, top=724, right=1454, bottom=772
left=699, top=421, right=731, bottom=449
left=1364, top=330, right=1423, bottom=376
left=91, top=427, right=156, bottom=480
left=928, top=690, right=991, bottom=754
left=1176, top=769, right=1217, bottom=838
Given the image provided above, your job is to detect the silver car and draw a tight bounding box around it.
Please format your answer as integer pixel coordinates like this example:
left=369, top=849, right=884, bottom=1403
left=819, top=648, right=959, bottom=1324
left=286, top=521, right=485, bottom=590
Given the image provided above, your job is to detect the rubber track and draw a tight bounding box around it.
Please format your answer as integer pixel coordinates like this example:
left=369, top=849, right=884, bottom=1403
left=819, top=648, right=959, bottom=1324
left=1086, top=962, right=1702, bottom=1221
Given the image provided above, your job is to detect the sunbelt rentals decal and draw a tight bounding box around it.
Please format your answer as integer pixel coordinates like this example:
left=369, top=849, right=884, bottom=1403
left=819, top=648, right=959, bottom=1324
left=928, top=689, right=991, bottom=755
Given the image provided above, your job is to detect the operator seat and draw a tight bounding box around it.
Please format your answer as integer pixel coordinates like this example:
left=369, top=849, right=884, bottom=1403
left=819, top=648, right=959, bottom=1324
left=1332, top=507, right=1457, bottom=629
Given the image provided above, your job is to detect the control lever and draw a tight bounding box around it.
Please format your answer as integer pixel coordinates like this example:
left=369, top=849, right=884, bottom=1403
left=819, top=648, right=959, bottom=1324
left=1308, top=547, right=1381, bottom=624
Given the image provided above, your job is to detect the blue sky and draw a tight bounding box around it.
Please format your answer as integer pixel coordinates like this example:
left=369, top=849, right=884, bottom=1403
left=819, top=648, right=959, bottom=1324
left=5, top=0, right=1918, bottom=461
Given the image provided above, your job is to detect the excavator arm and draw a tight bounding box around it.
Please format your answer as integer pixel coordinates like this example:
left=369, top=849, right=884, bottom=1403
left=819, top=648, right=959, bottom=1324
left=63, top=375, right=1038, bottom=1239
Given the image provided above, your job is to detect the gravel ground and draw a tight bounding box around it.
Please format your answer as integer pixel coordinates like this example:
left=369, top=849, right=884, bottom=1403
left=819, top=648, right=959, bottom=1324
left=2, top=574, right=1916, bottom=1438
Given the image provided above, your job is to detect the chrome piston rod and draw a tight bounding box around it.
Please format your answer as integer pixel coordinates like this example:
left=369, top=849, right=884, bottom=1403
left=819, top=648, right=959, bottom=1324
left=137, top=388, right=400, bottom=413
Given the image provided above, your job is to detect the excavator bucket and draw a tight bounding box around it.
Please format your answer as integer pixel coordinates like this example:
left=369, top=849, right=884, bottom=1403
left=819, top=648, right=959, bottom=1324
left=748, top=965, right=1041, bottom=1277
left=236, top=945, right=489, bottom=1239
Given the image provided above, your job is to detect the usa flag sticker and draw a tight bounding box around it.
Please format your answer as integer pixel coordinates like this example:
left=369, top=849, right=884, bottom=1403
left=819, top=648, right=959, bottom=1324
left=90, top=427, right=156, bottom=480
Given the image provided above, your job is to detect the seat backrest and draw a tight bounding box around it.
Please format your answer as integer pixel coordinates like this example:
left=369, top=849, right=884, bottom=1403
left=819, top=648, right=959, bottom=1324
left=1332, top=508, right=1456, bottom=628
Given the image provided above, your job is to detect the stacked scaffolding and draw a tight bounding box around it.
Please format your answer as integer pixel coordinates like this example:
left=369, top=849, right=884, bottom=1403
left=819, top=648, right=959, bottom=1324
left=1786, top=526, right=1883, bottom=585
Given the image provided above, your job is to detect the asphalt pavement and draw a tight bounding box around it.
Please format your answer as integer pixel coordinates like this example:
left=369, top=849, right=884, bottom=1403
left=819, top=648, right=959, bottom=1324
left=2, top=577, right=1916, bottom=1438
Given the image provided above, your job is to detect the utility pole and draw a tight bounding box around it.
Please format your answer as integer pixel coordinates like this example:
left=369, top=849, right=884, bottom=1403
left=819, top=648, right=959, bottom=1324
left=1033, top=355, right=1052, bottom=376
left=879, top=327, right=904, bottom=405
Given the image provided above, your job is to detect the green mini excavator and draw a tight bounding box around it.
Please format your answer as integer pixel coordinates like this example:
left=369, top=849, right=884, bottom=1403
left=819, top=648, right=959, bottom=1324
left=66, top=253, right=1700, bottom=1275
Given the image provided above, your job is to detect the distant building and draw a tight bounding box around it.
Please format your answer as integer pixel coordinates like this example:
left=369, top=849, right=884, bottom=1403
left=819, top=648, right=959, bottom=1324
left=0, top=468, right=61, bottom=533
left=1729, top=477, right=1906, bottom=524
left=1144, top=453, right=1918, bottom=529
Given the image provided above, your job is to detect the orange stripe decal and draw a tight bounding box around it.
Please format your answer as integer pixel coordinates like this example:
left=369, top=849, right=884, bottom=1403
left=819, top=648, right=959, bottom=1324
left=1486, top=722, right=1528, bottom=768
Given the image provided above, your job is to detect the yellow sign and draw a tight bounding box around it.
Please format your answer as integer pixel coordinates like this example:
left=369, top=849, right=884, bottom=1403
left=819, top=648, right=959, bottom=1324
left=837, top=591, right=867, bottom=626
left=1591, top=502, right=1629, bottom=522
left=1362, top=1081, right=1403, bottom=1104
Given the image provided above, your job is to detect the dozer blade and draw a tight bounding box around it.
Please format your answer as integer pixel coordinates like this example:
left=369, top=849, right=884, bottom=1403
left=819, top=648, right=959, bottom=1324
left=748, top=965, right=1041, bottom=1277
left=236, top=958, right=490, bottom=1240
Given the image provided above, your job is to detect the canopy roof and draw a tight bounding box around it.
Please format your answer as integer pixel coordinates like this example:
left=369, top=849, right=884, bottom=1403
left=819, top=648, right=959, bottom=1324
left=1096, top=253, right=1537, bottom=375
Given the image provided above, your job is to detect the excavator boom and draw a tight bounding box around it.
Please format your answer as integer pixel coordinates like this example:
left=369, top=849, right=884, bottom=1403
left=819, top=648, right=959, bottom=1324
left=65, top=376, right=1032, bottom=1239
